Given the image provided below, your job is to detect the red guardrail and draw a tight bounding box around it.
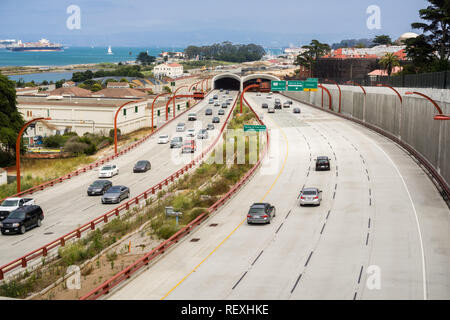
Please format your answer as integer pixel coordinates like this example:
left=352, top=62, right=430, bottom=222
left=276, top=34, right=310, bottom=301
left=80, top=94, right=269, bottom=300
left=0, top=91, right=211, bottom=203
left=281, top=92, right=450, bottom=204
left=0, top=91, right=227, bottom=281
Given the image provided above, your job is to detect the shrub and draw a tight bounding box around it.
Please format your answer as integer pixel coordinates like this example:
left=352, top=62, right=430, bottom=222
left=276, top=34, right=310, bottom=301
left=155, top=222, right=179, bottom=240
left=58, top=242, right=88, bottom=266
left=63, top=141, right=89, bottom=155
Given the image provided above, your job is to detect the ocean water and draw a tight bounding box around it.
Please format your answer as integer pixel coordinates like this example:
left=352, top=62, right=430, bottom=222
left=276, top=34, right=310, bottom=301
left=0, top=46, right=184, bottom=67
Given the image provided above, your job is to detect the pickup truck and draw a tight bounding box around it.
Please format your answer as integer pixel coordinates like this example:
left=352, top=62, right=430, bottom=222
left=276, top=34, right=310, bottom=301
left=0, top=198, right=35, bottom=221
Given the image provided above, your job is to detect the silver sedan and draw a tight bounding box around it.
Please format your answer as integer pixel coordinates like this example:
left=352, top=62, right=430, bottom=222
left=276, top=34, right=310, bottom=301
left=299, top=188, right=323, bottom=206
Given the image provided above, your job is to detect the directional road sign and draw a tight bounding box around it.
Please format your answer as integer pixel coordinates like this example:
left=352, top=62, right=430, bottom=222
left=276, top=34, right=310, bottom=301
left=271, top=81, right=286, bottom=91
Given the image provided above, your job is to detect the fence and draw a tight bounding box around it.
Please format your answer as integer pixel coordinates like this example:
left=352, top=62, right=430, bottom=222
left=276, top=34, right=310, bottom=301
left=317, top=70, right=449, bottom=89
left=79, top=93, right=269, bottom=300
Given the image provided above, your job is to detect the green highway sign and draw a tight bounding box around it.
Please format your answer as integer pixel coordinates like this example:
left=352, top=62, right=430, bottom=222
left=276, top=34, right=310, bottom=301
left=271, top=81, right=286, bottom=91
left=244, top=125, right=267, bottom=132
left=171, top=81, right=176, bottom=86
left=304, top=78, right=318, bottom=91
left=287, top=80, right=304, bottom=92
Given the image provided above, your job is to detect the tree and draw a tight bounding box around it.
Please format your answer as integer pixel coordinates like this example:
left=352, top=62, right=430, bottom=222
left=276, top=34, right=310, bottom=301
left=404, top=35, right=436, bottom=73
left=136, top=52, right=156, bottom=65
left=373, top=35, right=393, bottom=46
left=379, top=53, right=401, bottom=76
left=411, top=0, right=450, bottom=67
left=0, top=73, right=25, bottom=165
left=295, top=40, right=331, bottom=77
left=163, top=86, right=172, bottom=93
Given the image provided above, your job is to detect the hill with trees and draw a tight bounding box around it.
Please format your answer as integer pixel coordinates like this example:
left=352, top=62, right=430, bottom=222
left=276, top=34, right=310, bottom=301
left=184, top=41, right=265, bottom=63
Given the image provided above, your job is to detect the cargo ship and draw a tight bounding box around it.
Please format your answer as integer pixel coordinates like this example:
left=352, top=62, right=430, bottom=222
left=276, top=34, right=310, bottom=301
left=6, top=38, right=63, bottom=52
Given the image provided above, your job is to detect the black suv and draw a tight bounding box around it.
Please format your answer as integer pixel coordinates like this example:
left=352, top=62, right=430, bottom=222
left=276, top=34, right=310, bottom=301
left=262, top=103, right=268, bottom=109
left=247, top=203, right=276, bottom=225
left=1, top=205, right=44, bottom=235
left=87, top=180, right=113, bottom=196
left=316, top=156, right=331, bottom=171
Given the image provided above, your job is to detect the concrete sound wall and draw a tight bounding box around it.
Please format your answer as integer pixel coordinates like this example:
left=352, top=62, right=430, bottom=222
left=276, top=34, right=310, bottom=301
left=284, top=85, right=450, bottom=189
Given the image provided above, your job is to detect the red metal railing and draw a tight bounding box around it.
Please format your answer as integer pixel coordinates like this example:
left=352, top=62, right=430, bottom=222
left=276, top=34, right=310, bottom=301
left=80, top=95, right=269, bottom=300
left=0, top=91, right=224, bottom=281
left=0, top=90, right=211, bottom=203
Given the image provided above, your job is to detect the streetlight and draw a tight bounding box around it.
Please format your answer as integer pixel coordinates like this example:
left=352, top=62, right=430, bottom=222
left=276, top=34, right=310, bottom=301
left=348, top=81, right=366, bottom=95
left=151, top=92, right=170, bottom=132
left=376, top=84, right=402, bottom=103
left=405, top=92, right=450, bottom=120
left=114, top=100, right=141, bottom=155
left=165, top=94, right=196, bottom=121
left=16, top=117, right=51, bottom=193
left=318, top=84, right=332, bottom=110
left=172, top=85, right=188, bottom=117
left=240, top=84, right=260, bottom=113
left=189, top=80, right=202, bottom=92
left=325, top=79, right=342, bottom=113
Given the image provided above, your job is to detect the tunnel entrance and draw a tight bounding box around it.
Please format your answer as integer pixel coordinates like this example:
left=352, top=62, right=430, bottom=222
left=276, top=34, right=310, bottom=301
left=214, top=77, right=241, bottom=91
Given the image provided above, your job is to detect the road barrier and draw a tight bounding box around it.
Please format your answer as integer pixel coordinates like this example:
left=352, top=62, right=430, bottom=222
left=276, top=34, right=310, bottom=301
left=0, top=91, right=211, bottom=204
left=80, top=95, right=269, bottom=300
left=282, top=93, right=450, bottom=205
left=0, top=91, right=233, bottom=282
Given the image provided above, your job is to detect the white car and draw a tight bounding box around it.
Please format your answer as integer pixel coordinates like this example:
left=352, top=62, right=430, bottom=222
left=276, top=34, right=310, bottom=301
left=158, top=134, right=170, bottom=144
left=99, top=164, right=119, bottom=178
left=176, top=123, right=186, bottom=132
left=0, top=198, right=35, bottom=221
left=268, top=107, right=275, bottom=113
left=186, top=129, right=195, bottom=138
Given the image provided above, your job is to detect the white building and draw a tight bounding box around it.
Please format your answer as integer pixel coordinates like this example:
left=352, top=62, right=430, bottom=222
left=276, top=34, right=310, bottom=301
left=153, top=63, right=184, bottom=79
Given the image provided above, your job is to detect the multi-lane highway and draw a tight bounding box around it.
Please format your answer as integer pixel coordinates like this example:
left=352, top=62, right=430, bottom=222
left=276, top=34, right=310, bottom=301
left=107, top=92, right=449, bottom=300
left=0, top=90, right=238, bottom=267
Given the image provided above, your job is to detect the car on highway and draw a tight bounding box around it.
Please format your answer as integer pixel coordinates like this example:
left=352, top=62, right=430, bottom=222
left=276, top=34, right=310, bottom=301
left=101, top=186, right=130, bottom=204
left=98, top=164, right=119, bottom=178
left=209, top=99, right=214, bottom=104
left=212, top=117, right=220, bottom=123
left=0, top=198, right=35, bottom=221
left=287, top=100, right=293, bottom=105
left=170, top=136, right=183, bottom=148
left=188, top=113, right=197, bottom=121
left=197, top=129, right=209, bottom=139
left=205, top=109, right=213, bottom=116
left=293, top=108, right=301, bottom=114
left=299, top=188, right=323, bottom=206
left=220, top=89, right=223, bottom=93
left=181, top=140, right=196, bottom=153
left=221, top=103, right=227, bottom=108
left=0, top=205, right=44, bottom=235
left=256, top=92, right=261, bottom=96
left=262, top=103, right=268, bottom=109
left=266, top=95, right=272, bottom=99
left=226, top=90, right=230, bottom=94
left=186, top=129, right=195, bottom=137
left=247, top=203, right=276, bottom=225
left=158, top=134, right=170, bottom=144
left=218, top=109, right=225, bottom=115
left=283, top=102, right=291, bottom=108
left=213, top=94, right=218, bottom=100
left=315, top=156, right=331, bottom=171
left=87, top=180, right=113, bottom=196
left=207, top=124, right=215, bottom=130
left=214, top=102, right=220, bottom=107
left=268, top=107, right=275, bottom=113
left=133, top=160, right=151, bottom=173
left=176, top=123, right=186, bottom=132
left=274, top=100, right=282, bottom=109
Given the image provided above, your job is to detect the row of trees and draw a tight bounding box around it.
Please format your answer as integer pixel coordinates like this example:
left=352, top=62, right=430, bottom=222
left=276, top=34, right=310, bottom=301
left=184, top=42, right=265, bottom=63
left=71, top=65, right=145, bottom=82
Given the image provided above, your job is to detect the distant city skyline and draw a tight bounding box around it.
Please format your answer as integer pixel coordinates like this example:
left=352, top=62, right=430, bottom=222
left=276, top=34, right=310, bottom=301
left=0, top=0, right=428, bottom=48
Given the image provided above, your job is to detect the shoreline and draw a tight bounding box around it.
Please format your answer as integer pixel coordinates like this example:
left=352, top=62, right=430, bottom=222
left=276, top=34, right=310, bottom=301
left=0, top=62, right=117, bottom=76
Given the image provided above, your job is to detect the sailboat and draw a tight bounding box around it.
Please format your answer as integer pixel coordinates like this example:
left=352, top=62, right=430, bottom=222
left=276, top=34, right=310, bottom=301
left=107, top=45, right=113, bottom=55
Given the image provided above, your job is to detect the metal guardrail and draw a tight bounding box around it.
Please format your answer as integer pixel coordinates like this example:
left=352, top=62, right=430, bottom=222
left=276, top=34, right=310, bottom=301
left=79, top=94, right=269, bottom=300
left=0, top=93, right=210, bottom=204
left=0, top=92, right=217, bottom=281
left=281, top=93, right=450, bottom=205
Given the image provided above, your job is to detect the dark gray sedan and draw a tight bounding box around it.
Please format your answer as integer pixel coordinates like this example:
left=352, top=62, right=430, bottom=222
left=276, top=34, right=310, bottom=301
left=133, top=160, right=151, bottom=173
left=101, top=186, right=130, bottom=204
left=87, top=180, right=112, bottom=196
left=218, top=109, right=225, bottom=115
left=247, top=203, right=276, bottom=225
left=212, top=117, right=220, bottom=123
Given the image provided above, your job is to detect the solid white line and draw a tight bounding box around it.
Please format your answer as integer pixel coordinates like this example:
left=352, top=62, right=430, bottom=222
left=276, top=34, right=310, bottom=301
left=369, top=140, right=427, bottom=300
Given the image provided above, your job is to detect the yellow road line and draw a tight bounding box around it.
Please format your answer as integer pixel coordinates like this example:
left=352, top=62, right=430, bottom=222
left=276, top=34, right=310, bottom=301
left=161, top=116, right=289, bottom=300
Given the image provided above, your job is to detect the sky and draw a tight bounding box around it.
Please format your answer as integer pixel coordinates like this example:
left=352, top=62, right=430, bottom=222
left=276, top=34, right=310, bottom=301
left=0, top=0, right=429, bottom=48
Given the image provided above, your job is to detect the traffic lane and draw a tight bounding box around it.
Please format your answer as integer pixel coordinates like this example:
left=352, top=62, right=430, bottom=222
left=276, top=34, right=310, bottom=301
left=0, top=92, right=237, bottom=265
left=108, top=109, right=284, bottom=300
left=317, top=119, right=448, bottom=299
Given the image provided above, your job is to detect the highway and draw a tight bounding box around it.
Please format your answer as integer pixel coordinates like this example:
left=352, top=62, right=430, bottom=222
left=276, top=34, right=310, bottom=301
left=0, top=90, right=238, bottom=267
left=107, top=92, right=449, bottom=300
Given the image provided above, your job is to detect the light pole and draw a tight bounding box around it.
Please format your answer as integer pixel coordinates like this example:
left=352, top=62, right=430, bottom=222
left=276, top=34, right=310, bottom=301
left=240, top=84, right=260, bottom=113
left=405, top=92, right=450, bottom=120
left=349, top=81, right=367, bottom=121
left=16, top=117, right=51, bottom=193
left=189, top=80, right=202, bottom=92
left=172, top=85, right=188, bottom=118
left=114, top=100, right=141, bottom=155
left=377, top=84, right=402, bottom=104
left=318, top=84, right=332, bottom=110
left=151, top=93, right=170, bottom=132
left=325, top=79, right=342, bottom=113
left=165, top=94, right=195, bottom=121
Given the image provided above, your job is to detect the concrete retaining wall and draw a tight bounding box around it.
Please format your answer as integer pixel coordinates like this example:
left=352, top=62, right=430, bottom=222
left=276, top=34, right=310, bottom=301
left=284, top=85, right=450, bottom=188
